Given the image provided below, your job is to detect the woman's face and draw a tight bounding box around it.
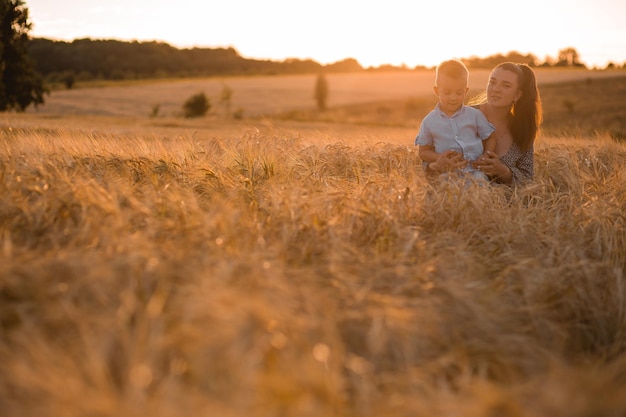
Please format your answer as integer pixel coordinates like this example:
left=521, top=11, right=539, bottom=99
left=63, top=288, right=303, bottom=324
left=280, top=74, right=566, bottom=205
left=487, top=68, right=522, bottom=108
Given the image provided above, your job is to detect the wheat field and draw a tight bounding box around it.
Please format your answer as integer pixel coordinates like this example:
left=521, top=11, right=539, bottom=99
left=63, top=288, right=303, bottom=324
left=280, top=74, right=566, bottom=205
left=1, top=103, right=625, bottom=416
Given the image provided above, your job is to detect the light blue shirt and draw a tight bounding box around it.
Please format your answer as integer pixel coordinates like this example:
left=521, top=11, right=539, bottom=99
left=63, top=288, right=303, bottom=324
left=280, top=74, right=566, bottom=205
left=415, top=104, right=495, bottom=167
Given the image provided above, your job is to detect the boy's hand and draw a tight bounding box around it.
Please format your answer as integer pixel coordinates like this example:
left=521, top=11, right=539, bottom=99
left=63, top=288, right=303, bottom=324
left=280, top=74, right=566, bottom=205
left=429, top=150, right=468, bottom=172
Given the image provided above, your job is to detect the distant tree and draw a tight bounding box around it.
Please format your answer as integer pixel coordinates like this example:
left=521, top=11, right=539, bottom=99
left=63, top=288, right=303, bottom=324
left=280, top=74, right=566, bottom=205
left=314, top=73, right=328, bottom=111
left=150, top=103, right=160, bottom=118
left=62, top=71, right=75, bottom=89
left=282, top=58, right=323, bottom=74
left=219, top=83, right=233, bottom=116
left=463, top=51, right=539, bottom=69
left=325, top=58, right=362, bottom=73
left=0, top=0, right=45, bottom=111
left=557, top=47, right=585, bottom=67
left=183, top=92, right=210, bottom=118
left=503, top=51, right=539, bottom=66
left=563, top=99, right=576, bottom=114
left=539, top=54, right=557, bottom=67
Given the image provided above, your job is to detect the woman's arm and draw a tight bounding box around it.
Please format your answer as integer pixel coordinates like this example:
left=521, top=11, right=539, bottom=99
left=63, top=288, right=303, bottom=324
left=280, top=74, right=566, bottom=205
left=473, top=147, right=534, bottom=185
left=473, top=151, right=513, bottom=184
left=505, top=146, right=534, bottom=185
left=482, top=132, right=497, bottom=154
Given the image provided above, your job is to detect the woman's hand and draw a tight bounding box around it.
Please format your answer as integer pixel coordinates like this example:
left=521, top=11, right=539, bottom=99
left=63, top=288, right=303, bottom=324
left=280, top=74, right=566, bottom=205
left=473, top=151, right=512, bottom=183
left=428, top=150, right=468, bottom=173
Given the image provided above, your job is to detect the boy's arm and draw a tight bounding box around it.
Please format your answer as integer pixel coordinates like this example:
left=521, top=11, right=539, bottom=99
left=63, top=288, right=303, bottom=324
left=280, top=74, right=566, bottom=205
left=418, top=145, right=440, bottom=163
left=482, top=132, right=496, bottom=154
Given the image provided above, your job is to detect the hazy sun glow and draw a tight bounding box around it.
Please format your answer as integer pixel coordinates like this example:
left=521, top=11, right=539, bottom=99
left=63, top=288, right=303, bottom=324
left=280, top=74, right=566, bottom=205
left=25, top=0, right=626, bottom=68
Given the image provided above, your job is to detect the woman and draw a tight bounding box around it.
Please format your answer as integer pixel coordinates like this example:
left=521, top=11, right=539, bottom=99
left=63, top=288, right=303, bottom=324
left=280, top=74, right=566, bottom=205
left=425, top=62, right=542, bottom=186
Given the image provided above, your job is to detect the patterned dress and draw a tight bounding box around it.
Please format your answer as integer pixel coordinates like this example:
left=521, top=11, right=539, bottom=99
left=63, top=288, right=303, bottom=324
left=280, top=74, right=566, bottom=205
left=495, top=142, right=534, bottom=186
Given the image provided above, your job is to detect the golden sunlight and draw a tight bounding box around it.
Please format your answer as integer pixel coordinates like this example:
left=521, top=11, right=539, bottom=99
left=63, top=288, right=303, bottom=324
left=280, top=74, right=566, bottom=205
left=26, top=0, right=626, bottom=68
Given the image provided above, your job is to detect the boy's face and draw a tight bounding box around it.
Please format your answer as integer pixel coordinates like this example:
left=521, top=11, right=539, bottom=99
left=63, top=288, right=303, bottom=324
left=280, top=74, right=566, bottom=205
left=434, top=74, right=469, bottom=115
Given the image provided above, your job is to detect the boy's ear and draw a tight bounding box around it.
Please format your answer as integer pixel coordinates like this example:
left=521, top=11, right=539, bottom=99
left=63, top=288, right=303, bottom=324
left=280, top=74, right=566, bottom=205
left=433, top=85, right=439, bottom=96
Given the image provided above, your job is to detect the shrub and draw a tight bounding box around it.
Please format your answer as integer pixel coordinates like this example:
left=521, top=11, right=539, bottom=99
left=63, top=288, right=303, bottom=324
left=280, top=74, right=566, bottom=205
left=63, top=72, right=75, bottom=89
left=150, top=104, right=160, bottom=118
left=233, top=108, right=244, bottom=120
left=314, top=73, right=328, bottom=111
left=219, top=83, right=233, bottom=116
left=183, top=92, right=211, bottom=118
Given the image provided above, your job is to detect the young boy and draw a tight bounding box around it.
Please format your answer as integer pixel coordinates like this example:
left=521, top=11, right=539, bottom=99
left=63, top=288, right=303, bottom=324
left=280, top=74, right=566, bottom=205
left=415, top=59, right=496, bottom=181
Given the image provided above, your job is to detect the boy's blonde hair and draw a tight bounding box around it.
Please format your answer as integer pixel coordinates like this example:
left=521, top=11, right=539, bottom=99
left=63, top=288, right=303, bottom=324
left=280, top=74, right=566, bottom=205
left=435, top=59, right=469, bottom=85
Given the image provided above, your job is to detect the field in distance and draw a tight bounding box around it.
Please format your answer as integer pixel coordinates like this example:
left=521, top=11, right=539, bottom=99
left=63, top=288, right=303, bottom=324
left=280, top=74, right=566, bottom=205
left=18, top=69, right=626, bottom=145
left=28, top=68, right=626, bottom=120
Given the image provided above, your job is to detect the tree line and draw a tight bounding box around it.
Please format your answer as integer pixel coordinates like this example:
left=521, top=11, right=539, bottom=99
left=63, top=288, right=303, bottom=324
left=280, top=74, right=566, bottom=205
left=27, top=38, right=363, bottom=84
left=29, top=37, right=613, bottom=88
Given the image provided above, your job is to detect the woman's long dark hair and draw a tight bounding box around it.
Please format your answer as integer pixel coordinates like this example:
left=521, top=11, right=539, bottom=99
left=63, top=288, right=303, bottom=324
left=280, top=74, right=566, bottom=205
left=500, top=62, right=543, bottom=152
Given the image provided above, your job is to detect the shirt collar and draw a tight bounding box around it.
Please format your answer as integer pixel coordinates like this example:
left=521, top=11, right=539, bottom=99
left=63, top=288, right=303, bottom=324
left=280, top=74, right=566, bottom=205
left=435, top=103, right=465, bottom=118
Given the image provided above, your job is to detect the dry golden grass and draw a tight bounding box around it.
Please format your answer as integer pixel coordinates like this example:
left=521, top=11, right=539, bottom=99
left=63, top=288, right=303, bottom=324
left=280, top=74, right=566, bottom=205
left=1, top=114, right=625, bottom=416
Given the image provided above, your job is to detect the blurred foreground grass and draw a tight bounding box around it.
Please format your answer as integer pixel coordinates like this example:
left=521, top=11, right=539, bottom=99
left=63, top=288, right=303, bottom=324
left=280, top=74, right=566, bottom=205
left=0, top=123, right=625, bottom=416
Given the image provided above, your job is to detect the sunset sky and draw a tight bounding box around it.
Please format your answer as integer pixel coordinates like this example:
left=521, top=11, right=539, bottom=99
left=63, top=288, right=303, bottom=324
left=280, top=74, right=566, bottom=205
left=25, top=0, right=626, bottom=69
